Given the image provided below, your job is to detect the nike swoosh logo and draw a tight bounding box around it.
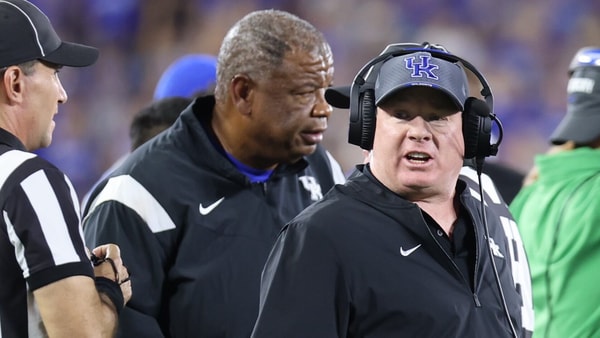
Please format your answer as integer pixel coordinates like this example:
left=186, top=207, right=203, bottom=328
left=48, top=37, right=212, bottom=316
left=199, top=197, right=225, bottom=215
left=400, top=244, right=422, bottom=257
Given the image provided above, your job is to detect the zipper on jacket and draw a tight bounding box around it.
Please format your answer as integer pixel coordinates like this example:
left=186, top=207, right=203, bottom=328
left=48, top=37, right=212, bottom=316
left=473, top=293, right=481, bottom=307
left=249, top=181, right=268, bottom=195
left=461, top=196, right=482, bottom=306
left=420, top=211, right=480, bottom=305
left=421, top=211, right=481, bottom=307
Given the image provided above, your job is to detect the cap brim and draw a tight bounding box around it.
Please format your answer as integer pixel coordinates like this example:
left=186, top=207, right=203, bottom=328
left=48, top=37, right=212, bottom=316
left=550, top=113, right=600, bottom=145
left=325, top=85, right=350, bottom=109
left=40, top=41, right=99, bottom=67
left=377, top=83, right=465, bottom=111
left=325, top=84, right=464, bottom=111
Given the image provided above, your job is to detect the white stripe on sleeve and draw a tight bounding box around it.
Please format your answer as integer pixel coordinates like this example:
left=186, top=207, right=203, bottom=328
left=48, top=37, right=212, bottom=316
left=86, top=175, right=176, bottom=233
left=4, top=210, right=30, bottom=278
left=21, top=170, right=79, bottom=266
left=0, top=150, right=36, bottom=188
left=460, top=166, right=502, bottom=204
left=326, top=151, right=346, bottom=185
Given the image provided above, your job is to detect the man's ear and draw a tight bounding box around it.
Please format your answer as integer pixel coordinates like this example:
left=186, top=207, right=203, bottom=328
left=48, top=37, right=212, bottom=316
left=230, top=74, right=253, bottom=115
left=2, top=66, right=25, bottom=103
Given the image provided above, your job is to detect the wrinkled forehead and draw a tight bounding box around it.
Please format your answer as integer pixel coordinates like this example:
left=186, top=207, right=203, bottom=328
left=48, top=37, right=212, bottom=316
left=272, top=47, right=333, bottom=80
left=287, top=42, right=333, bottom=65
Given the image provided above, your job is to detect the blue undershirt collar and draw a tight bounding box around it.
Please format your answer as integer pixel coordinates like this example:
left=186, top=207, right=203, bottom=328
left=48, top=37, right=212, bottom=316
left=225, top=152, right=273, bottom=183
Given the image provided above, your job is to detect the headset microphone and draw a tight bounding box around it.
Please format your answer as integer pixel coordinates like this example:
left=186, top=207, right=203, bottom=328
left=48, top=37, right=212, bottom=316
left=466, top=101, right=514, bottom=338
left=458, top=77, right=514, bottom=338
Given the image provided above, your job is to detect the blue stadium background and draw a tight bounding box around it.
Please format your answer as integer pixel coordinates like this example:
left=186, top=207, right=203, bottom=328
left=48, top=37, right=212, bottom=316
left=30, top=0, right=600, bottom=199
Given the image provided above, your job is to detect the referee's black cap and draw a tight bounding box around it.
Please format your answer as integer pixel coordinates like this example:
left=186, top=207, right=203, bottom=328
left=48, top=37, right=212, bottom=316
left=0, top=0, right=99, bottom=68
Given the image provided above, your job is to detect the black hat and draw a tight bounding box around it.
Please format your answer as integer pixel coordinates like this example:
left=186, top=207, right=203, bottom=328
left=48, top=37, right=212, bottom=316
left=0, top=0, right=99, bottom=68
left=550, top=47, right=600, bottom=145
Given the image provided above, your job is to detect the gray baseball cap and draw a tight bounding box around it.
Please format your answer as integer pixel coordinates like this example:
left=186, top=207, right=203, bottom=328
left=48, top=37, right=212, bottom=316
left=550, top=47, right=600, bottom=145
left=374, top=51, right=469, bottom=109
left=326, top=51, right=469, bottom=111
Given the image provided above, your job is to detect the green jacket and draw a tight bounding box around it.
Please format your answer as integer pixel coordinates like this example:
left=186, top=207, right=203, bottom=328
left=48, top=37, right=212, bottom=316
left=510, top=147, right=600, bottom=338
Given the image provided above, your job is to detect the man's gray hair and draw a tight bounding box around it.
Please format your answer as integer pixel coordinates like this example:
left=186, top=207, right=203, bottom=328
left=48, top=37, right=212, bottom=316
left=214, top=9, right=330, bottom=102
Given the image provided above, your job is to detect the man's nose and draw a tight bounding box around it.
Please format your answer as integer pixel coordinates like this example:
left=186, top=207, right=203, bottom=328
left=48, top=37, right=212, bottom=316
left=406, top=117, right=432, bottom=141
left=312, top=88, right=332, bottom=118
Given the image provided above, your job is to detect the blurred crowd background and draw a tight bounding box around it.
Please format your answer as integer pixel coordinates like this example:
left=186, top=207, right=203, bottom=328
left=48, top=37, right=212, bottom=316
left=30, top=0, right=600, bottom=199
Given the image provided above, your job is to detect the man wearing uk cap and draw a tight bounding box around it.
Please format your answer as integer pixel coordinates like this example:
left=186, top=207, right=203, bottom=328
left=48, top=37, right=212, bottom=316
left=510, top=46, right=600, bottom=338
left=325, top=48, right=525, bottom=204
left=0, top=0, right=132, bottom=336
left=252, top=43, right=533, bottom=337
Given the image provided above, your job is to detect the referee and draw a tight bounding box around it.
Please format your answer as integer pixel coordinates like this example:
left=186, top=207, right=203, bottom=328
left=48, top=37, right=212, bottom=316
left=0, top=0, right=131, bottom=337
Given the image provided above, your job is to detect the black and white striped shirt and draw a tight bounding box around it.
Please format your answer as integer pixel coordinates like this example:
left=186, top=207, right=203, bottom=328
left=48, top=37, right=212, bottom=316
left=0, top=128, right=93, bottom=337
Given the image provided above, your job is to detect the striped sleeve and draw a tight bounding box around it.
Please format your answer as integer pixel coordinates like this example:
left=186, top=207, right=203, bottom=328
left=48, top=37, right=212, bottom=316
left=1, top=153, right=92, bottom=290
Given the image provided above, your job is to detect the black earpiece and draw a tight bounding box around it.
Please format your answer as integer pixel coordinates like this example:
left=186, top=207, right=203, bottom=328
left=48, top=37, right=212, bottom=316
left=356, top=89, right=376, bottom=150
left=463, top=97, right=494, bottom=159
left=348, top=42, right=502, bottom=161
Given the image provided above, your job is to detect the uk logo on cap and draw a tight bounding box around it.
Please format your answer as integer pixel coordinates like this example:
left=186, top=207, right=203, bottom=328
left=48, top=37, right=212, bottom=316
left=405, top=55, right=439, bottom=80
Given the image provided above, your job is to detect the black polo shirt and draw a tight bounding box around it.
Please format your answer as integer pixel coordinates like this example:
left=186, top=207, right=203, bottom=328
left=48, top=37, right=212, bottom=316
left=423, top=205, right=476, bottom=289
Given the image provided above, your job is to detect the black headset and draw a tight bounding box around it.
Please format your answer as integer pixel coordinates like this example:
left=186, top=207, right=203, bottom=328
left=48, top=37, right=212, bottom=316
left=349, top=43, right=517, bottom=336
left=348, top=42, right=502, bottom=161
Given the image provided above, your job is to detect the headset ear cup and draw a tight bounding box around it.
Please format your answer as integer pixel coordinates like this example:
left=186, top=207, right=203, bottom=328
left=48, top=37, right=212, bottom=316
left=462, top=97, right=492, bottom=159
left=462, top=107, right=479, bottom=159
left=360, top=89, right=376, bottom=150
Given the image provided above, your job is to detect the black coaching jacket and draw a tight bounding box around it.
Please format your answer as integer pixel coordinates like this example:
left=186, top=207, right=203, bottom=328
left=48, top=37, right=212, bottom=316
left=252, top=164, right=534, bottom=338
left=82, top=95, right=345, bottom=337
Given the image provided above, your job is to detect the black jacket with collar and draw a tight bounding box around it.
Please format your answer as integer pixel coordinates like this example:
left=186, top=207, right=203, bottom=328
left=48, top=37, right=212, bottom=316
left=252, top=164, right=534, bottom=338
left=83, top=95, right=345, bottom=337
